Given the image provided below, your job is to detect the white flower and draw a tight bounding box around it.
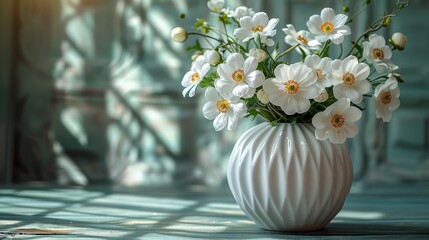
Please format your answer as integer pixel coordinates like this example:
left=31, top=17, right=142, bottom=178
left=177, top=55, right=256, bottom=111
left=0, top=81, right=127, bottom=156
left=372, top=77, right=400, bottom=122
left=191, top=51, right=203, bottom=61
left=330, top=55, right=371, bottom=104
left=263, top=63, right=319, bottom=115
left=283, top=24, right=321, bottom=54
left=256, top=89, right=269, bottom=104
left=363, top=34, right=397, bottom=73
left=312, top=98, right=362, bottom=144
left=204, top=50, right=221, bottom=66
left=170, top=27, right=187, bottom=42
left=249, top=48, right=268, bottom=62
left=233, top=12, right=279, bottom=46
left=314, top=89, right=329, bottom=103
left=181, top=56, right=210, bottom=97
left=216, top=53, right=264, bottom=98
left=207, top=0, right=224, bottom=12
left=232, top=6, right=255, bottom=21
left=391, top=32, right=408, bottom=50
left=202, top=87, right=247, bottom=131
left=306, top=8, right=351, bottom=44
left=304, top=54, right=332, bottom=89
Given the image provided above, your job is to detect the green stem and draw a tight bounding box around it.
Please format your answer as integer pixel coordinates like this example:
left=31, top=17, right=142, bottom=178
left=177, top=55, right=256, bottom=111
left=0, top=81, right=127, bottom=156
left=188, top=32, right=222, bottom=42
left=346, top=3, right=368, bottom=24
left=275, top=44, right=299, bottom=60
left=319, top=40, right=331, bottom=57
left=346, top=5, right=405, bottom=57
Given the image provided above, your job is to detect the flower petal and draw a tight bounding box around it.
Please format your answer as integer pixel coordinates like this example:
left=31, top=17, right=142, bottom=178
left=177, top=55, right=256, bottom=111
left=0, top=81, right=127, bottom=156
left=304, top=54, right=320, bottom=69
left=242, top=87, right=256, bottom=98
left=182, top=84, right=194, bottom=97
left=328, top=128, right=346, bottom=144
left=243, top=56, right=258, bottom=74
left=343, top=124, right=358, bottom=138
left=213, top=113, right=227, bottom=131
left=239, top=16, right=252, bottom=29
left=265, top=18, right=280, bottom=33
left=330, top=33, right=344, bottom=45
left=232, top=83, right=250, bottom=97
left=227, top=115, right=239, bottom=130
left=188, top=84, right=198, bottom=97
left=234, top=28, right=253, bottom=42
left=342, top=106, right=362, bottom=122
left=202, top=102, right=218, bottom=120
left=346, top=88, right=363, bottom=104
left=217, top=64, right=234, bottom=82
left=226, top=53, right=244, bottom=69
left=307, top=15, right=322, bottom=34
left=181, top=71, right=194, bottom=87
left=321, top=8, right=335, bottom=22
left=312, top=112, right=329, bottom=129
left=335, top=97, right=351, bottom=113
left=205, top=87, right=219, bottom=102
left=252, top=12, right=269, bottom=26
left=334, top=14, right=348, bottom=27
left=245, top=70, right=264, bottom=88
left=353, top=80, right=371, bottom=95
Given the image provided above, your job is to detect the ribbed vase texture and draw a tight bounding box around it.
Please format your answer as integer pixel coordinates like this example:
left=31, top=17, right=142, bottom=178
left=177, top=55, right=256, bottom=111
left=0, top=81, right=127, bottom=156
left=227, top=122, right=353, bottom=231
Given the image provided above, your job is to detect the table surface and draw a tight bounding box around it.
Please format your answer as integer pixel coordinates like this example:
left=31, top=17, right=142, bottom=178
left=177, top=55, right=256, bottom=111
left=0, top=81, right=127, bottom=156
left=0, top=184, right=428, bottom=239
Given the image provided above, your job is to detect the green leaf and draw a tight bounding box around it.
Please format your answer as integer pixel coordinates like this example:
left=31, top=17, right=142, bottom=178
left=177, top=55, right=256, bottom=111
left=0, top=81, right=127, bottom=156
left=185, top=40, right=203, bottom=51
left=194, top=18, right=205, bottom=29
left=198, top=71, right=217, bottom=88
left=298, top=47, right=307, bottom=61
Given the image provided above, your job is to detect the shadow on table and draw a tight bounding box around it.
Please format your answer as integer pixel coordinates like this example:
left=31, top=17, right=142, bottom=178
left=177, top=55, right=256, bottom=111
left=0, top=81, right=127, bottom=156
left=1, top=185, right=429, bottom=239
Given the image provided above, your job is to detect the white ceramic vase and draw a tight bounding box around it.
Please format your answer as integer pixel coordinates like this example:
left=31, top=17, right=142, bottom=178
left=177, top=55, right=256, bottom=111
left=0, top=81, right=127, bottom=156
left=227, top=122, right=353, bottom=232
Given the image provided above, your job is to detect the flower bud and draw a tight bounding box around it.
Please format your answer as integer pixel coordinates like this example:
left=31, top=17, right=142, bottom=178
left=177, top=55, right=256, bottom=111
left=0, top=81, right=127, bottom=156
left=249, top=48, right=268, bottom=62
left=391, top=32, right=407, bottom=50
left=314, top=89, right=329, bottom=103
left=204, top=50, right=221, bottom=66
left=382, top=17, right=391, bottom=27
left=257, top=89, right=270, bottom=104
left=207, top=0, right=224, bottom=12
left=233, top=6, right=255, bottom=20
left=191, top=51, right=203, bottom=61
left=342, top=5, right=349, bottom=13
left=170, top=27, right=187, bottom=42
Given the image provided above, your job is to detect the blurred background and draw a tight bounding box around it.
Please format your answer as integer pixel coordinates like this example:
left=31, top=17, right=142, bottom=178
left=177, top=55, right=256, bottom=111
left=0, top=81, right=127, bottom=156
left=0, top=0, right=428, bottom=187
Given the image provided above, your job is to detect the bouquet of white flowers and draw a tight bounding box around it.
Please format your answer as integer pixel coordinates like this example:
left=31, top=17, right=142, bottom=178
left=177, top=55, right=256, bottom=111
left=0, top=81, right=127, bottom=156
left=171, top=0, right=408, bottom=144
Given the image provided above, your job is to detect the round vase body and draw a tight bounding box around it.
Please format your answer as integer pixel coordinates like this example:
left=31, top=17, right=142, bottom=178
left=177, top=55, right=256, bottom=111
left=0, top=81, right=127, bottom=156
left=227, top=122, right=353, bottom=232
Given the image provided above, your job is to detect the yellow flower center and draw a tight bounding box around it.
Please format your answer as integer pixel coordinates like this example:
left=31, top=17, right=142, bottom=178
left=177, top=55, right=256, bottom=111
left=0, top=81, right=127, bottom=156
left=296, top=35, right=309, bottom=45
left=372, top=48, right=384, bottom=60
left=232, top=69, right=245, bottom=82
left=251, top=25, right=264, bottom=32
left=284, top=80, right=300, bottom=94
left=191, top=72, right=200, bottom=83
left=381, top=91, right=392, bottom=104
left=331, top=114, right=345, bottom=128
left=216, top=99, right=230, bottom=113
left=342, top=72, right=356, bottom=85
left=315, top=68, right=323, bottom=80
left=321, top=21, right=334, bottom=33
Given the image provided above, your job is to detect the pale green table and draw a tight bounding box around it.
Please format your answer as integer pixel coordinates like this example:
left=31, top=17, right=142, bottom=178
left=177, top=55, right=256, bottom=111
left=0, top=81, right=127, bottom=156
left=0, top=184, right=428, bottom=239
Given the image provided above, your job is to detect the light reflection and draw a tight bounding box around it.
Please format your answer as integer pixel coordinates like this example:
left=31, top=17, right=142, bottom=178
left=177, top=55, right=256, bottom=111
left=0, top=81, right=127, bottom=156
left=336, top=210, right=384, bottom=220
left=89, top=194, right=195, bottom=210
left=196, top=203, right=244, bottom=215
left=17, top=190, right=103, bottom=201
left=46, top=211, right=124, bottom=222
